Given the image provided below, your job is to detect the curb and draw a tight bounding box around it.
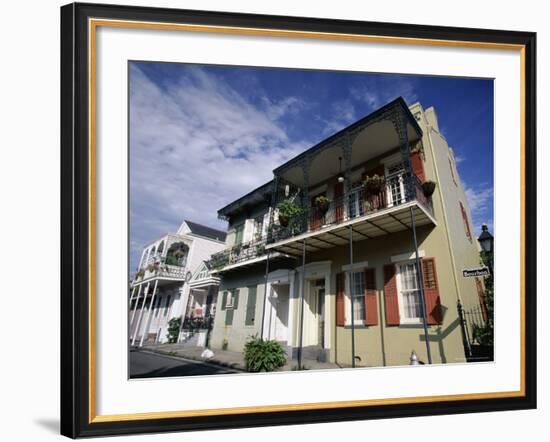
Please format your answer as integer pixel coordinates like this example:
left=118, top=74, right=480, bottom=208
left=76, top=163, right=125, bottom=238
left=141, top=347, right=247, bottom=372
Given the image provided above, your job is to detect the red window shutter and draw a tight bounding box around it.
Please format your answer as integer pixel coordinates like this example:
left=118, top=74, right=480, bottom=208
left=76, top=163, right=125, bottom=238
left=383, top=265, right=400, bottom=325
left=364, top=268, right=378, bottom=325
left=336, top=272, right=346, bottom=326
left=410, top=151, right=425, bottom=182
left=459, top=202, right=472, bottom=241
left=421, top=258, right=443, bottom=325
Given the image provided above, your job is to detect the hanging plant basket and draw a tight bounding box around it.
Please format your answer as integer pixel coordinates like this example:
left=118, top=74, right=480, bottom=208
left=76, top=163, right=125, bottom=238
left=421, top=181, right=437, bottom=198
left=313, top=195, right=330, bottom=216
left=278, top=214, right=290, bottom=227
left=364, top=174, right=385, bottom=196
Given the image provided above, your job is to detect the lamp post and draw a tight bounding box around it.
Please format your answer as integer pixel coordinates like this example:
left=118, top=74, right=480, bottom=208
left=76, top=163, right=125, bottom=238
left=477, top=224, right=494, bottom=274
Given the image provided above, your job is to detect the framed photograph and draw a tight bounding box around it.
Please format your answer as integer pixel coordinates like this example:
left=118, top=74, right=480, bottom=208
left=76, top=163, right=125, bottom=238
left=60, top=2, right=536, bottom=438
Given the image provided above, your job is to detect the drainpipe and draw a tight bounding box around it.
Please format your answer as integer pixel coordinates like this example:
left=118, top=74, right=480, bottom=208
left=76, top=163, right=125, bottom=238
left=348, top=225, right=356, bottom=368
left=409, top=206, right=432, bottom=364
left=297, top=239, right=307, bottom=369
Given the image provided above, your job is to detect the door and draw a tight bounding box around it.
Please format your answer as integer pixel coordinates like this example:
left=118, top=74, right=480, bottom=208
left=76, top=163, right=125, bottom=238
left=316, top=285, right=326, bottom=347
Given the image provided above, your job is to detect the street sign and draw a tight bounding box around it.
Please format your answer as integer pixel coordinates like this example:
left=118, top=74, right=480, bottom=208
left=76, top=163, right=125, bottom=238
left=462, top=267, right=490, bottom=278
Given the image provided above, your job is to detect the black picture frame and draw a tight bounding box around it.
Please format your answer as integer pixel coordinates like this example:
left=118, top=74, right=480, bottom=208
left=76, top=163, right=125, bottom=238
left=61, top=2, right=537, bottom=438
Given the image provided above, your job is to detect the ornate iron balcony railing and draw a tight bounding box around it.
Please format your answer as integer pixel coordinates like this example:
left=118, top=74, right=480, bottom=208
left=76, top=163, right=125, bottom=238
left=209, top=237, right=267, bottom=270
left=268, top=173, right=434, bottom=244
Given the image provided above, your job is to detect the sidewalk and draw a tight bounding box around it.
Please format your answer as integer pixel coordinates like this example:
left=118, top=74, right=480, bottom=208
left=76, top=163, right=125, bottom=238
left=141, top=343, right=343, bottom=372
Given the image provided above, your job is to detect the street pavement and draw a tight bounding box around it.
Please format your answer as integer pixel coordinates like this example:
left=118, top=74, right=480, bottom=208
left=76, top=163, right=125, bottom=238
left=130, top=350, right=238, bottom=378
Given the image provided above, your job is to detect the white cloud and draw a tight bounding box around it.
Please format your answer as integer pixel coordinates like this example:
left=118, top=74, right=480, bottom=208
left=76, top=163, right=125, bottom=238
left=350, top=77, right=419, bottom=110
left=464, top=183, right=493, bottom=235
left=318, top=99, right=357, bottom=136
left=129, top=65, right=310, bottom=269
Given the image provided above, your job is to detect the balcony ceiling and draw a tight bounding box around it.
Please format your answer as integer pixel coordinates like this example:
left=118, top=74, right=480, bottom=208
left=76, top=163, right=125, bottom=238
left=279, top=119, right=420, bottom=188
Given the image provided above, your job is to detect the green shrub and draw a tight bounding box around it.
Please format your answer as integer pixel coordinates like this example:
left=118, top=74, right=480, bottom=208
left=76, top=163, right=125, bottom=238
left=166, top=316, right=181, bottom=343
left=243, top=336, right=287, bottom=372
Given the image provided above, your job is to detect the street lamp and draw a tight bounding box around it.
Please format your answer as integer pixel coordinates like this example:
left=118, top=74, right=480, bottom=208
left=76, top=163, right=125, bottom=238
left=477, top=224, right=494, bottom=253
left=478, top=224, right=494, bottom=275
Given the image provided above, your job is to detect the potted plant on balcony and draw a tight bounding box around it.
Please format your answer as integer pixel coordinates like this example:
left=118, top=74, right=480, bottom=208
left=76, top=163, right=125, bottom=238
left=277, top=199, right=303, bottom=227
left=421, top=180, right=437, bottom=198
left=364, top=174, right=385, bottom=196
left=313, top=195, right=331, bottom=216
left=135, top=269, right=145, bottom=280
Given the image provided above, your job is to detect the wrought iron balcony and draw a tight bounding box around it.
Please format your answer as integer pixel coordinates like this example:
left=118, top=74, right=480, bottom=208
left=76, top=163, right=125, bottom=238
left=209, top=238, right=268, bottom=271
left=267, top=174, right=434, bottom=246
left=132, top=255, right=187, bottom=284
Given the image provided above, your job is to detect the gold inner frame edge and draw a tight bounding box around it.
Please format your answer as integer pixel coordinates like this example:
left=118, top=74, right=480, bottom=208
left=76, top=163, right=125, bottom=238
left=87, top=17, right=527, bottom=424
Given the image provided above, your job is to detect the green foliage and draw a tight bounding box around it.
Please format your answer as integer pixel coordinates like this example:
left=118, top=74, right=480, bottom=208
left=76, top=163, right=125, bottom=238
left=166, top=316, right=181, bottom=343
left=314, top=195, right=330, bottom=207
left=277, top=199, right=304, bottom=219
left=210, top=252, right=229, bottom=270
left=473, top=251, right=494, bottom=346
left=243, top=336, right=287, bottom=372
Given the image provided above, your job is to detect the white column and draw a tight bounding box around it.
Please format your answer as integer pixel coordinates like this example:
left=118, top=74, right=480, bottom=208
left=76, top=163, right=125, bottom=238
left=286, top=272, right=296, bottom=348
left=131, top=281, right=150, bottom=346
left=129, top=284, right=142, bottom=325
left=323, top=272, right=331, bottom=350
left=139, top=279, right=159, bottom=347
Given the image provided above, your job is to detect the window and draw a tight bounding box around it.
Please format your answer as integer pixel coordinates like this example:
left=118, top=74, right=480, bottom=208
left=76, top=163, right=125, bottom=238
left=223, top=289, right=239, bottom=326
left=225, top=291, right=234, bottom=309
left=386, top=163, right=406, bottom=207
left=163, top=295, right=171, bottom=317
left=233, top=224, right=244, bottom=245
left=449, top=158, right=457, bottom=186
left=397, top=263, right=423, bottom=321
left=460, top=202, right=472, bottom=242
left=350, top=271, right=366, bottom=321
left=245, top=286, right=257, bottom=326
left=154, top=295, right=162, bottom=317
left=253, top=215, right=264, bottom=240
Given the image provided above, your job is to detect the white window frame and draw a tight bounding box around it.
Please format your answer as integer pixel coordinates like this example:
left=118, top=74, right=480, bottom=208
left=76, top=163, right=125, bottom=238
left=344, top=262, right=369, bottom=326
left=225, top=290, right=234, bottom=309
left=395, top=260, right=423, bottom=325
left=385, top=162, right=406, bottom=208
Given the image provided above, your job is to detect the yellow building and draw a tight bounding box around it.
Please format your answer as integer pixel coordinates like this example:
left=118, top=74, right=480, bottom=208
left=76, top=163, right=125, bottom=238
left=209, top=97, right=486, bottom=367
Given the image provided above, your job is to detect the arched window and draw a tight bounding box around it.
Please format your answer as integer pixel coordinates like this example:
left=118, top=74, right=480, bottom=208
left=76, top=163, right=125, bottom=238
left=166, top=242, right=189, bottom=266
left=157, top=240, right=165, bottom=255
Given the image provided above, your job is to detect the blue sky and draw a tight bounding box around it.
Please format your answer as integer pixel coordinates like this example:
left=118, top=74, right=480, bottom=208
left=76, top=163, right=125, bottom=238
left=129, top=62, right=494, bottom=272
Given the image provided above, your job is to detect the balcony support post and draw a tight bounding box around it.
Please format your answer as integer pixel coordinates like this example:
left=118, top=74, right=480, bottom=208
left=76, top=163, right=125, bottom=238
left=129, top=284, right=140, bottom=325
left=297, top=239, right=307, bottom=369
left=348, top=225, right=356, bottom=368
left=299, top=157, right=311, bottom=232
left=260, top=251, right=271, bottom=340
left=267, top=175, right=279, bottom=243
left=392, top=110, right=415, bottom=202
left=343, top=134, right=353, bottom=220
left=408, top=206, right=433, bottom=364
left=131, top=281, right=150, bottom=346
left=343, top=133, right=353, bottom=194
left=139, top=279, right=159, bottom=347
